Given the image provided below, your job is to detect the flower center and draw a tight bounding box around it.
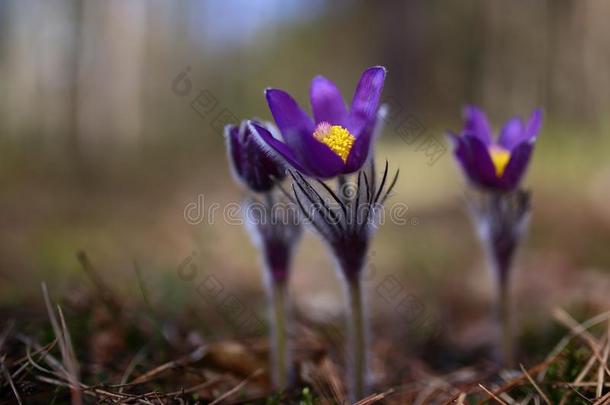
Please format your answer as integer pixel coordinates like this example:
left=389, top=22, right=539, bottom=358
left=489, top=145, right=511, bottom=177
left=313, top=122, right=355, bottom=163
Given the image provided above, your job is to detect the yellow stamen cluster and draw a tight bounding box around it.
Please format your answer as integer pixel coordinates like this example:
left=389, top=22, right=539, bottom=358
left=313, top=122, right=355, bottom=163
left=489, top=146, right=511, bottom=177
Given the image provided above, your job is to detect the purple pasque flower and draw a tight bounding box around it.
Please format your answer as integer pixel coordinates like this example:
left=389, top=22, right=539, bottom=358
left=448, top=106, right=543, bottom=192
left=225, top=120, right=287, bottom=192
left=253, top=66, right=387, bottom=179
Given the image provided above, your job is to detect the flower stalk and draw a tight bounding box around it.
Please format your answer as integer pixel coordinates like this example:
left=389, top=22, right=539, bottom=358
left=346, top=274, right=366, bottom=401
left=469, top=190, right=530, bottom=367
left=269, top=277, right=289, bottom=390
left=497, top=276, right=513, bottom=367
left=287, top=161, right=397, bottom=401
left=249, top=193, right=301, bottom=390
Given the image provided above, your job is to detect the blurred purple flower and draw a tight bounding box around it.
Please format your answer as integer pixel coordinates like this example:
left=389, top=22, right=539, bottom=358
left=225, top=121, right=286, bottom=193
left=252, top=66, right=387, bottom=179
left=448, top=106, right=543, bottom=192
left=225, top=121, right=301, bottom=389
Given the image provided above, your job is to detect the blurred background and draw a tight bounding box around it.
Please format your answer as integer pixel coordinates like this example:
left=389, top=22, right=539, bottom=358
left=1, top=0, right=610, bottom=356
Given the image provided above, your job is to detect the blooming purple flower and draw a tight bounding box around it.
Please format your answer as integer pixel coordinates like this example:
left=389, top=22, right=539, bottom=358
left=448, top=106, right=543, bottom=192
left=252, top=66, right=387, bottom=179
left=225, top=121, right=286, bottom=193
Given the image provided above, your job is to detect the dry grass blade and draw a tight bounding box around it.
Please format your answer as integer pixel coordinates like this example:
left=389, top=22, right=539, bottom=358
left=554, top=309, right=610, bottom=378
left=435, top=367, right=495, bottom=405
left=76, top=250, right=121, bottom=313
left=15, top=333, right=57, bottom=357
left=208, top=368, right=263, bottom=405
left=556, top=382, right=610, bottom=388
left=119, top=347, right=147, bottom=393
left=1, top=356, right=23, bottom=405
left=6, top=335, right=60, bottom=384
left=25, top=341, right=59, bottom=376
left=498, top=392, right=516, bottom=404
left=57, top=306, right=79, bottom=375
left=575, top=353, right=599, bottom=385
left=318, top=356, right=345, bottom=403
left=352, top=388, right=394, bottom=405
left=36, top=375, right=148, bottom=403
left=16, top=335, right=64, bottom=377
left=160, top=375, right=222, bottom=397
left=597, top=324, right=610, bottom=399
left=301, top=360, right=336, bottom=404
left=539, top=309, right=610, bottom=381
left=300, top=356, right=345, bottom=404
left=592, top=390, right=610, bottom=405
left=41, top=283, right=83, bottom=405
left=566, top=383, right=596, bottom=403
left=130, top=345, right=207, bottom=384
left=519, top=364, right=551, bottom=405
left=0, top=320, right=15, bottom=354
left=479, top=383, right=509, bottom=405
left=475, top=357, right=558, bottom=404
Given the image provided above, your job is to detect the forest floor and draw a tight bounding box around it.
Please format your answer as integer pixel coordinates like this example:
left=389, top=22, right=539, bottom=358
left=0, top=253, right=608, bottom=404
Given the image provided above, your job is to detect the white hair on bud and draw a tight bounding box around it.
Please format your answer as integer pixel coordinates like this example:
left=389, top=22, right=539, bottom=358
left=224, top=123, right=245, bottom=188
left=247, top=120, right=292, bottom=169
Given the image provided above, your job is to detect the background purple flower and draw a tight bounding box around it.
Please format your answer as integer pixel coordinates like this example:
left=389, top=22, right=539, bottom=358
left=253, top=66, right=386, bottom=179
left=448, top=106, right=543, bottom=192
left=225, top=121, right=286, bottom=192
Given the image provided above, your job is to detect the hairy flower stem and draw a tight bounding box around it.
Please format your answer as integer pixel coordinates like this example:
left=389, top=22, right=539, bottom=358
left=346, top=275, right=367, bottom=401
left=269, top=279, right=289, bottom=390
left=469, top=190, right=529, bottom=368
left=497, top=277, right=513, bottom=368
left=485, top=240, right=515, bottom=368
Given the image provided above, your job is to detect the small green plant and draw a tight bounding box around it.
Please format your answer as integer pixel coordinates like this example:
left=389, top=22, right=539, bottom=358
left=545, top=343, right=592, bottom=403
left=298, top=387, right=315, bottom=405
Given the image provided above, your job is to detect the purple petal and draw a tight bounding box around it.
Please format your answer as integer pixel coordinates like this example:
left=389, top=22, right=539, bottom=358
left=348, top=66, right=386, bottom=137
left=307, top=147, right=346, bottom=178
left=280, top=124, right=345, bottom=178
left=248, top=122, right=311, bottom=175
left=463, top=105, right=492, bottom=145
left=345, top=105, right=386, bottom=173
left=264, top=90, right=344, bottom=178
left=265, top=88, right=314, bottom=143
left=251, top=121, right=344, bottom=179
left=497, top=117, right=525, bottom=150
left=447, top=131, right=471, bottom=179
left=501, top=140, right=534, bottom=191
left=524, top=108, right=543, bottom=140
left=458, top=134, right=499, bottom=189
left=310, top=75, right=348, bottom=125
